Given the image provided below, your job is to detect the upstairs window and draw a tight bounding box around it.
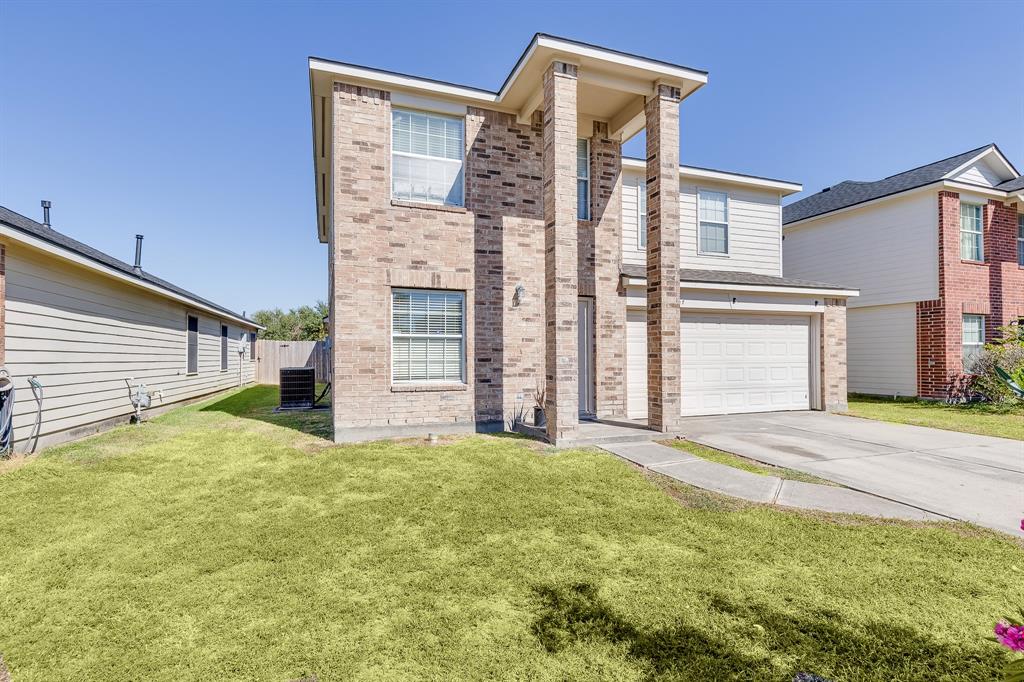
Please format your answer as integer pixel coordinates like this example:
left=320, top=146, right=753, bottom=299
left=960, top=203, right=984, bottom=261
left=186, top=315, right=199, bottom=374
left=638, top=180, right=647, bottom=249
left=577, top=139, right=590, bottom=220
left=391, top=109, right=464, bottom=206
left=1018, top=214, right=1023, bottom=266
left=392, top=289, right=465, bottom=383
left=698, top=190, right=729, bottom=255
left=220, top=324, right=228, bottom=371
left=962, top=314, right=985, bottom=373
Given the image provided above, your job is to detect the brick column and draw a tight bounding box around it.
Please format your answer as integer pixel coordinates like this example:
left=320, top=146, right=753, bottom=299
left=590, top=121, right=625, bottom=418
left=645, top=84, right=682, bottom=432
left=820, top=298, right=848, bottom=411
left=542, top=61, right=579, bottom=443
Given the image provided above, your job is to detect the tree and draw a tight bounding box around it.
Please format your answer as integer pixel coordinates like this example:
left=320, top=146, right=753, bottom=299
left=252, top=301, right=329, bottom=341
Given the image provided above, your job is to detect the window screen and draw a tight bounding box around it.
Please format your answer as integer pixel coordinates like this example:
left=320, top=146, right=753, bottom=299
left=699, top=190, right=729, bottom=254
left=187, top=315, right=199, bottom=374
left=962, top=314, right=984, bottom=373
left=960, top=203, right=983, bottom=261
left=391, top=108, right=464, bottom=206
left=392, top=289, right=464, bottom=383
left=220, top=324, right=228, bottom=371
left=577, top=138, right=590, bottom=220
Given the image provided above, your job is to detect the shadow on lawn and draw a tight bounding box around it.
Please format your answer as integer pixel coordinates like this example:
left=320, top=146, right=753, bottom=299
left=200, top=385, right=333, bottom=441
left=531, top=582, right=1004, bottom=681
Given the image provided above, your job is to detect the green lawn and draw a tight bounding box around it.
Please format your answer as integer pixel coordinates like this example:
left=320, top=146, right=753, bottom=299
left=664, top=440, right=838, bottom=486
left=846, top=394, right=1024, bottom=440
left=1, top=386, right=1021, bottom=681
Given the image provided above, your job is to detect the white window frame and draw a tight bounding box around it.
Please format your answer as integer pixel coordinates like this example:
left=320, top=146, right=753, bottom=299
left=959, top=202, right=984, bottom=262
left=1017, top=213, right=1023, bottom=267
left=577, top=138, right=590, bottom=221
left=186, top=314, right=199, bottom=375
left=962, top=314, right=985, bottom=373
left=697, top=189, right=729, bottom=256
left=391, top=288, right=466, bottom=384
left=637, top=180, right=647, bottom=249
left=390, top=108, right=465, bottom=207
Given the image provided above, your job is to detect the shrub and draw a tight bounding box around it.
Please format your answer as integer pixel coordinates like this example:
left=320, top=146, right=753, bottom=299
left=971, top=324, right=1024, bottom=404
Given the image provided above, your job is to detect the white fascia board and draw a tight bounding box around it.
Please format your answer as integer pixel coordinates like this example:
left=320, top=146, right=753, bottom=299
left=680, top=281, right=859, bottom=297
left=0, top=226, right=262, bottom=330
left=942, top=146, right=1019, bottom=182
left=623, top=275, right=857, bottom=297
left=622, top=157, right=801, bottom=194
left=308, top=58, right=500, bottom=105
left=530, top=35, right=708, bottom=87
left=942, top=179, right=1013, bottom=199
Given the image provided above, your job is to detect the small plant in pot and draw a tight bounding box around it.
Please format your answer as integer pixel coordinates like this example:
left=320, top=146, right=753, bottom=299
left=533, top=383, right=546, bottom=428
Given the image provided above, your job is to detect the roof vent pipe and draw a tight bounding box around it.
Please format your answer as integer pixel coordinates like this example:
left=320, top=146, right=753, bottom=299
left=41, top=200, right=51, bottom=227
left=133, top=234, right=144, bottom=275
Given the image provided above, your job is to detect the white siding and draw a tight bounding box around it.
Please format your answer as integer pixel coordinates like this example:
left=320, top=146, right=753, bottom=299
left=847, top=304, right=917, bottom=397
left=622, top=172, right=645, bottom=266
left=952, top=159, right=1004, bottom=188
left=680, top=182, right=782, bottom=275
left=622, top=169, right=784, bottom=276
left=783, top=190, right=939, bottom=308
left=4, top=244, right=256, bottom=451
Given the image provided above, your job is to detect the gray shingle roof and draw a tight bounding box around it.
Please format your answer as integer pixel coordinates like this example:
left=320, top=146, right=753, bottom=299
left=620, top=265, right=854, bottom=291
left=997, top=176, right=1024, bottom=192
left=783, top=144, right=999, bottom=225
left=0, top=205, right=258, bottom=326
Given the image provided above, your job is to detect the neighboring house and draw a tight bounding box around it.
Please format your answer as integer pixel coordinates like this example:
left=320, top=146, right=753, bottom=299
left=0, top=205, right=261, bottom=452
left=783, top=144, right=1024, bottom=399
left=309, top=33, right=856, bottom=446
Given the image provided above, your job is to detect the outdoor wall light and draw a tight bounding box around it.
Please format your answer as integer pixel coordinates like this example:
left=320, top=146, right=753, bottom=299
left=513, top=284, right=526, bottom=307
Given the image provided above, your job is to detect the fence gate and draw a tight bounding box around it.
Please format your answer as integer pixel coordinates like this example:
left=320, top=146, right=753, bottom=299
left=255, top=340, right=330, bottom=384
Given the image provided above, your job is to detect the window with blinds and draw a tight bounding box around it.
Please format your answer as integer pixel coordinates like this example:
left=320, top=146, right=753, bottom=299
left=391, top=109, right=464, bottom=206
left=392, top=289, right=465, bottom=383
left=962, top=314, right=985, bottom=373
left=698, top=190, right=729, bottom=254
left=220, top=324, right=228, bottom=371
left=638, top=180, right=647, bottom=249
left=577, top=138, right=590, bottom=220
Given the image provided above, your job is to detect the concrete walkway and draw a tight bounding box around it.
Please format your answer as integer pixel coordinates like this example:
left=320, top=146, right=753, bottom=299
left=599, top=441, right=944, bottom=522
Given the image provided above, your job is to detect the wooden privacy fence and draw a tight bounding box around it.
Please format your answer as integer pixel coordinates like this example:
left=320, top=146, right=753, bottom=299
left=255, top=340, right=330, bottom=384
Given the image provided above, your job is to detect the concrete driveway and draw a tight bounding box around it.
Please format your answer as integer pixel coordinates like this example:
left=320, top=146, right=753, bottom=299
left=679, top=411, right=1023, bottom=535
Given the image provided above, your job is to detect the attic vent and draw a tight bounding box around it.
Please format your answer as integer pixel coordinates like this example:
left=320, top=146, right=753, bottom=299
left=821, top=187, right=831, bottom=193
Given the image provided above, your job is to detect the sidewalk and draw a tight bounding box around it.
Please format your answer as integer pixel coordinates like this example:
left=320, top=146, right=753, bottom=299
left=600, top=441, right=946, bottom=522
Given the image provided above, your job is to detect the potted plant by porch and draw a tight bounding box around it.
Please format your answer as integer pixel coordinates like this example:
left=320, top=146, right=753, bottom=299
left=533, top=383, right=546, bottom=428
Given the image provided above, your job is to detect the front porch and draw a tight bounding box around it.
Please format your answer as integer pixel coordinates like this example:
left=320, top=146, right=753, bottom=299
left=514, top=415, right=681, bottom=448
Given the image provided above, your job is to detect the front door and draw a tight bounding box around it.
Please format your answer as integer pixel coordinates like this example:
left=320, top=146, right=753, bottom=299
left=578, top=298, right=595, bottom=417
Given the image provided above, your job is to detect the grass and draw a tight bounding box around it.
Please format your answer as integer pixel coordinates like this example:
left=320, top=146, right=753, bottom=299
left=1, top=385, right=1021, bottom=681
left=664, top=440, right=839, bottom=486
left=846, top=394, right=1024, bottom=441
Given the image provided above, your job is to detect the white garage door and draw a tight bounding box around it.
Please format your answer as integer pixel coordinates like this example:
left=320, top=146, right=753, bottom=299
left=626, top=309, right=647, bottom=419
left=680, top=313, right=811, bottom=416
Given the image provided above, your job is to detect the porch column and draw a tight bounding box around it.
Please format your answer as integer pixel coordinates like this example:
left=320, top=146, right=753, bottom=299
left=645, top=83, right=682, bottom=432
left=543, top=61, right=579, bottom=443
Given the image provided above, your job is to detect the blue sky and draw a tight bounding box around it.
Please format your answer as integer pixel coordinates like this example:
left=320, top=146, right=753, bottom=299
left=2, top=0, right=1021, bottom=315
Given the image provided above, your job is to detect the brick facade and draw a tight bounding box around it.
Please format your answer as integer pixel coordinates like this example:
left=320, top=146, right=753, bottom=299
left=916, top=191, right=1024, bottom=398
left=327, top=76, right=850, bottom=442
left=644, top=84, right=683, bottom=432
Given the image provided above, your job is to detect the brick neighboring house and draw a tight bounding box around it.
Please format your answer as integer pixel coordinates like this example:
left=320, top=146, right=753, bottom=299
left=309, top=34, right=857, bottom=445
left=783, top=144, right=1024, bottom=399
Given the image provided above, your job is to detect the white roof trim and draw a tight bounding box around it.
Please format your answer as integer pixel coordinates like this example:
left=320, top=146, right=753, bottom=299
left=0, top=225, right=262, bottom=329
left=942, top=146, right=1019, bottom=183
left=621, top=157, right=801, bottom=194
left=622, top=276, right=857, bottom=297
left=309, top=35, right=708, bottom=107
left=308, top=58, right=500, bottom=104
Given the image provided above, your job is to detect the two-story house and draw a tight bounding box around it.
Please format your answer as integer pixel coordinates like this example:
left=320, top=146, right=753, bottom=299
left=309, top=34, right=856, bottom=446
left=783, top=144, right=1024, bottom=399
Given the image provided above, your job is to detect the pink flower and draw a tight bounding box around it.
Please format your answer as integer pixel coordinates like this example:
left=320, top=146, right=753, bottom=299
left=995, top=621, right=1024, bottom=653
